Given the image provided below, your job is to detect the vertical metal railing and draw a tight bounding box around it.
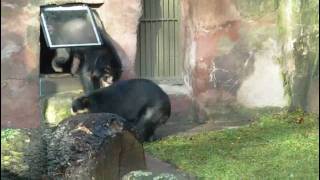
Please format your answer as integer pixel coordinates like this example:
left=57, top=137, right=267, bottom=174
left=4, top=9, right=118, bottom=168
left=136, top=0, right=182, bottom=83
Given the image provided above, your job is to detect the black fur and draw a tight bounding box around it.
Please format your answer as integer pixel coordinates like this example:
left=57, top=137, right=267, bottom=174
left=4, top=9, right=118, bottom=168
left=72, top=79, right=171, bottom=141
left=51, top=10, right=122, bottom=93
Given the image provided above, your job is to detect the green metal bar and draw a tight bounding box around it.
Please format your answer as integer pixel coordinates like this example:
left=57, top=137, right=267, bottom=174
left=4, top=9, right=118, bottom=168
left=167, top=0, right=171, bottom=76
left=162, top=0, right=165, bottom=76
left=142, top=0, right=147, bottom=76
left=175, top=0, right=181, bottom=77
left=157, top=0, right=161, bottom=77
left=169, top=0, right=175, bottom=77
left=144, top=0, right=149, bottom=77
left=150, top=0, right=154, bottom=77
left=164, top=0, right=169, bottom=77
left=173, top=0, right=176, bottom=76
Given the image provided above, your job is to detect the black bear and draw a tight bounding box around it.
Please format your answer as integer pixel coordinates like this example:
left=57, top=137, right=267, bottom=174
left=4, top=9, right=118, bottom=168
left=72, top=79, right=171, bottom=141
left=69, top=45, right=122, bottom=92
left=51, top=11, right=122, bottom=93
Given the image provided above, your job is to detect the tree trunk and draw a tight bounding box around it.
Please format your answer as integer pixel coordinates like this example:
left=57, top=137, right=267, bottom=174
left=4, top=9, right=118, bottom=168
left=47, top=113, right=146, bottom=179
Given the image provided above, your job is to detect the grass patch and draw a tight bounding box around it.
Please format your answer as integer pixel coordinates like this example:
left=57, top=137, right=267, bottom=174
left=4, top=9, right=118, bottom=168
left=145, top=110, right=319, bottom=179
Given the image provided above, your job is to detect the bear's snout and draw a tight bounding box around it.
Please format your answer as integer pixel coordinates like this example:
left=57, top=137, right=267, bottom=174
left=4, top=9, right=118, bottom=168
left=71, top=97, right=90, bottom=115
left=71, top=99, right=81, bottom=113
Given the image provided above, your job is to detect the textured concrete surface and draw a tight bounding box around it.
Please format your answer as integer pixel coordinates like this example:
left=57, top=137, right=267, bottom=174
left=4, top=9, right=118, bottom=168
left=237, top=39, right=287, bottom=108
left=180, top=0, right=318, bottom=120
left=1, top=1, right=40, bottom=128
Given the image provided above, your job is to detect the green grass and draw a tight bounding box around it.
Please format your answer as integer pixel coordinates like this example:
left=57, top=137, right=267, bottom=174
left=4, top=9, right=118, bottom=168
left=145, top=110, right=319, bottom=179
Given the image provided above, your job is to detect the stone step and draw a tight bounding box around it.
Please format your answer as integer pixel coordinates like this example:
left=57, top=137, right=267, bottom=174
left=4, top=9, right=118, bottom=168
left=40, top=74, right=82, bottom=97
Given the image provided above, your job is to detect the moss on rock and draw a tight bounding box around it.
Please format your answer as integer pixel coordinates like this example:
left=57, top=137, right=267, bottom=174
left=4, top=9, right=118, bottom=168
left=44, top=92, right=82, bottom=127
left=1, top=128, right=46, bottom=178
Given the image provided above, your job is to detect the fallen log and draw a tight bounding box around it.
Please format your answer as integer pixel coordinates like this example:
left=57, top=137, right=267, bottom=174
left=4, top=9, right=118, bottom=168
left=47, top=113, right=146, bottom=179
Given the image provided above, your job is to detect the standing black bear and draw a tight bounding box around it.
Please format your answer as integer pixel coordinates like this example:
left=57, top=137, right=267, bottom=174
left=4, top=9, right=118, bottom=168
left=72, top=79, right=171, bottom=141
left=51, top=11, right=122, bottom=93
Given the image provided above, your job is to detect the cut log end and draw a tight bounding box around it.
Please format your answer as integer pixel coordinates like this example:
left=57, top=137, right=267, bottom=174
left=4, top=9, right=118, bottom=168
left=47, top=113, right=146, bottom=179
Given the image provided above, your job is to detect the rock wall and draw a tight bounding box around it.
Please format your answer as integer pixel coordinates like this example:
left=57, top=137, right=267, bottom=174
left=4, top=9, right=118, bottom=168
left=1, top=1, right=41, bottom=128
left=276, top=0, right=319, bottom=113
left=180, top=0, right=319, bottom=118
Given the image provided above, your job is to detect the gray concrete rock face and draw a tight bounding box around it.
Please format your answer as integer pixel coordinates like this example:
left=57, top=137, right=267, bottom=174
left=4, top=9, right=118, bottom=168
left=1, top=1, right=40, bottom=128
left=47, top=113, right=146, bottom=179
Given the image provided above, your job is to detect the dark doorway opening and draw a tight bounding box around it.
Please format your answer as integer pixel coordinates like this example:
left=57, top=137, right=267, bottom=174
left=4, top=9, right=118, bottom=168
left=39, top=27, right=72, bottom=74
